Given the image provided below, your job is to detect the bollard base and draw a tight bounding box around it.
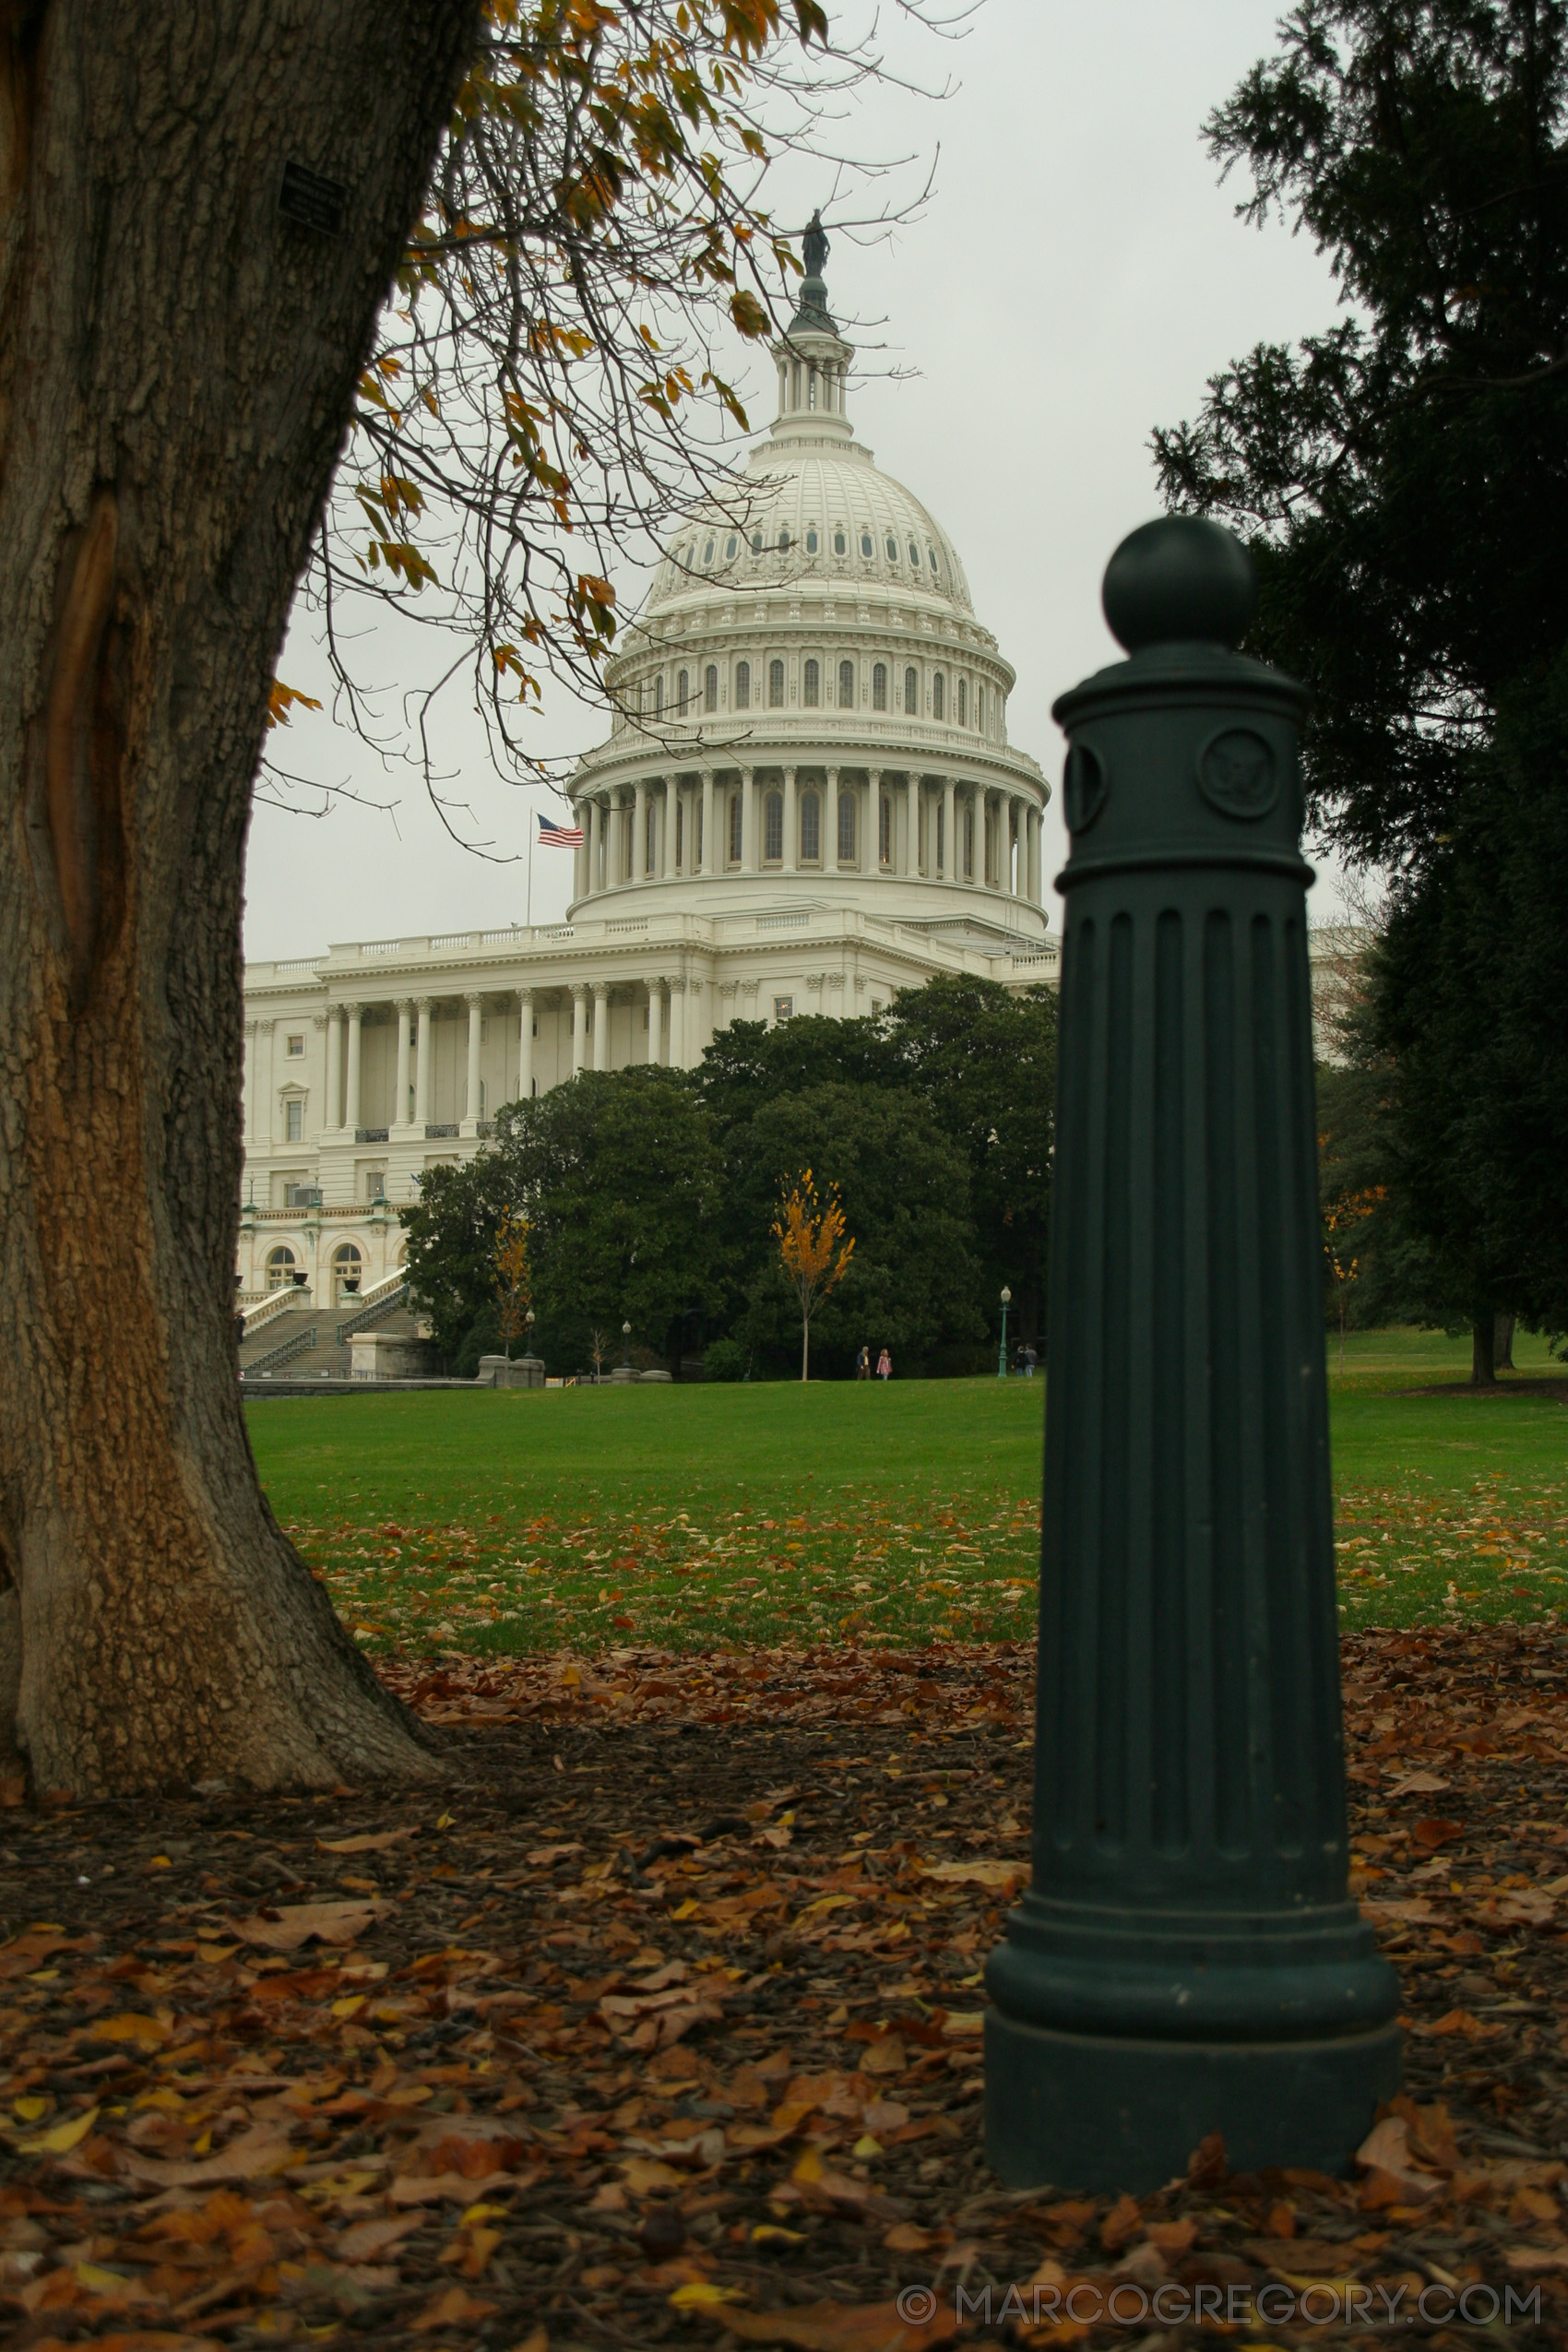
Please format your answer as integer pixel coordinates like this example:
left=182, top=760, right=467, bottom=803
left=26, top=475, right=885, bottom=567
left=984, top=2009, right=1402, bottom=2193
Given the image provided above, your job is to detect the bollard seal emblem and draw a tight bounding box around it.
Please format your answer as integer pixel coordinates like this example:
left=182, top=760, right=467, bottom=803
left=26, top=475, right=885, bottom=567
left=1063, top=742, right=1108, bottom=833
left=1197, top=725, right=1277, bottom=819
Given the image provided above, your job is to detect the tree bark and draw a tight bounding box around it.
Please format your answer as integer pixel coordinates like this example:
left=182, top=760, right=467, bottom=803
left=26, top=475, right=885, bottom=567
left=1494, top=1311, right=1515, bottom=1372
left=0, top=0, right=480, bottom=1796
left=1471, top=1312, right=1498, bottom=1387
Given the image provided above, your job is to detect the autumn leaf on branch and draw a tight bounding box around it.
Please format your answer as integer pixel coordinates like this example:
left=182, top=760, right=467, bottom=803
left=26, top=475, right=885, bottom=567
left=773, top=1168, right=854, bottom=1384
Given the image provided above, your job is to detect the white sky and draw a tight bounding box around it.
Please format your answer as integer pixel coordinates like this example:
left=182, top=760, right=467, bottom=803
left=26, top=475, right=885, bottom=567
left=243, top=0, right=1347, bottom=961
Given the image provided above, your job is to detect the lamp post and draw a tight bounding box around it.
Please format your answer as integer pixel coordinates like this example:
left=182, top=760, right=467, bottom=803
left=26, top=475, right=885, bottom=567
left=983, top=515, right=1399, bottom=2192
left=997, top=1286, right=1011, bottom=1379
left=622, top=1320, right=632, bottom=1370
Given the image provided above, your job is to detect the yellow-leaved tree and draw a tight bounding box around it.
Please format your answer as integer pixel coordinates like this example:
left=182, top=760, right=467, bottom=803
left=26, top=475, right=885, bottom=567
left=493, top=1207, right=533, bottom=1360
left=774, top=1170, right=854, bottom=1384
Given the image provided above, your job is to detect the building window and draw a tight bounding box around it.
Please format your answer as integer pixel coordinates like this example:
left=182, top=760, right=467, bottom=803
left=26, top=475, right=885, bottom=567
left=838, top=659, right=854, bottom=708
left=655, top=674, right=664, bottom=719
left=930, top=548, right=940, bottom=574
left=365, top=1169, right=386, bottom=1201
left=861, top=531, right=873, bottom=557
left=957, top=675, right=968, bottom=727
left=904, top=666, right=918, bottom=714
left=729, top=792, right=742, bottom=863
left=726, top=534, right=738, bottom=559
left=285, top=1033, right=304, bottom=1058
left=806, top=529, right=818, bottom=553
left=774, top=996, right=794, bottom=1022
left=803, top=658, right=820, bottom=708
left=801, top=790, right=820, bottom=862
left=265, top=1245, right=298, bottom=1291
left=677, top=668, right=689, bottom=716
left=976, top=683, right=985, bottom=733
left=282, top=1180, right=315, bottom=1207
left=285, top=1099, right=304, bottom=1143
left=769, top=658, right=785, bottom=707
left=735, top=659, right=751, bottom=711
left=879, top=793, right=891, bottom=866
left=967, top=806, right=976, bottom=879
left=933, top=671, right=945, bottom=721
left=909, top=540, right=920, bottom=565
left=778, top=528, right=791, bottom=552
left=873, top=662, right=887, bottom=710
left=705, top=664, right=719, bottom=713
left=752, top=529, right=764, bottom=553
left=886, top=535, right=898, bottom=561
left=765, top=790, right=783, bottom=862
left=834, top=529, right=847, bottom=554
left=936, top=800, right=944, bottom=872
left=837, top=788, right=855, bottom=863
left=703, top=537, right=715, bottom=564
left=675, top=798, right=683, bottom=868
left=647, top=803, right=657, bottom=873
left=695, top=800, right=704, bottom=867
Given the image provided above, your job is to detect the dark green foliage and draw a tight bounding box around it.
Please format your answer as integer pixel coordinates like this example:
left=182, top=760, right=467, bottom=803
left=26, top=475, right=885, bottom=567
left=702, top=1337, right=749, bottom=1383
left=1160, top=3, right=1568, bottom=1342
left=399, top=1152, right=517, bottom=1361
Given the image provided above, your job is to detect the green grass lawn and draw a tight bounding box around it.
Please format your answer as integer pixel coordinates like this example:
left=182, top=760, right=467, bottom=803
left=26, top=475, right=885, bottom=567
left=246, top=1329, right=1568, bottom=1657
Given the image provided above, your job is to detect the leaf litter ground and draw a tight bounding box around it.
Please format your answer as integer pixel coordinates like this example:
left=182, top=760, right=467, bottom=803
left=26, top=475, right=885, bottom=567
left=6, top=1626, right=1568, bottom=2349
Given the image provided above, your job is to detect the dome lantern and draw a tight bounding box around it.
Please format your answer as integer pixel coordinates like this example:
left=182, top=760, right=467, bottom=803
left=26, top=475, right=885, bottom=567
left=771, top=208, right=854, bottom=445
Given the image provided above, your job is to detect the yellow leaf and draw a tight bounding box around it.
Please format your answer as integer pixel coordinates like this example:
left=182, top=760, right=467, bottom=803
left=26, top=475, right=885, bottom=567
left=751, top=2224, right=805, bottom=2243
left=12, top=2097, right=47, bottom=2121
left=671, top=1898, right=701, bottom=1920
left=436, top=1812, right=456, bottom=1829
left=146, top=1855, right=172, bottom=1870
left=670, top=2280, right=747, bottom=2308
left=791, top=2146, right=825, bottom=2184
left=73, top=2261, right=136, bottom=2290
left=20, top=2104, right=99, bottom=2154
left=91, top=2013, right=172, bottom=2049
left=461, top=2203, right=509, bottom=2224
left=851, top=2134, right=883, bottom=2158
left=332, top=1994, right=366, bottom=2019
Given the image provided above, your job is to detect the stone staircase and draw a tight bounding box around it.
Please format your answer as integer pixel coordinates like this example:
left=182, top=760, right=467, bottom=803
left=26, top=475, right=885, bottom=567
left=240, top=1282, right=428, bottom=1383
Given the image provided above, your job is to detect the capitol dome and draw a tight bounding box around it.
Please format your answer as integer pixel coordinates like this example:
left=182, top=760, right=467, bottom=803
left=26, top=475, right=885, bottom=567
left=568, top=223, right=1049, bottom=953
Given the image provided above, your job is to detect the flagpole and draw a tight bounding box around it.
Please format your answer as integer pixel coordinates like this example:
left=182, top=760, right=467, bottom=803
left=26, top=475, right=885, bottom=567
left=528, top=811, right=534, bottom=930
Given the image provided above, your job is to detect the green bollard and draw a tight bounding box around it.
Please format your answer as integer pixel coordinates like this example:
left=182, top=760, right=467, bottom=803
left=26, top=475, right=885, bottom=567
left=983, top=516, right=1400, bottom=2192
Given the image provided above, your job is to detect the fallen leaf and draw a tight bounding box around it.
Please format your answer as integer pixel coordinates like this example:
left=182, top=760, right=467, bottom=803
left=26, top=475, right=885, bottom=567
left=1415, top=2008, right=1504, bottom=2040
left=116, top=2123, right=295, bottom=2187
left=410, top=2284, right=494, bottom=2330
left=671, top=2280, right=748, bottom=2308
left=225, top=1899, right=389, bottom=1951
left=89, top=2014, right=172, bottom=2050
left=917, top=1858, right=1027, bottom=1893
left=18, top=2107, right=100, bottom=2156
left=316, top=1828, right=415, bottom=1855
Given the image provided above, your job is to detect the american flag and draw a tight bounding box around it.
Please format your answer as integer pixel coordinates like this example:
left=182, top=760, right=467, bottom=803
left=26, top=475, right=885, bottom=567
left=539, top=812, right=584, bottom=849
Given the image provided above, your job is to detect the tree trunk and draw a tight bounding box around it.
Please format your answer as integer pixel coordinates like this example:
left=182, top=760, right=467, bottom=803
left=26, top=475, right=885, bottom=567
left=0, top=0, right=480, bottom=1796
left=1495, top=1311, right=1515, bottom=1372
left=802, top=1315, right=810, bottom=1383
left=1471, top=1313, right=1497, bottom=1387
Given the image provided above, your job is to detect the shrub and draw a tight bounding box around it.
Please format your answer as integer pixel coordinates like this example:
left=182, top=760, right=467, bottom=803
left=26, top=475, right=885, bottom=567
left=703, top=1337, right=748, bottom=1383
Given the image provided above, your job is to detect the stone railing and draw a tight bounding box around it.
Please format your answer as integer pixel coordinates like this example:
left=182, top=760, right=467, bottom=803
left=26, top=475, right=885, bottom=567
left=244, top=1324, right=319, bottom=1377
left=336, top=1277, right=410, bottom=1348
left=240, top=1284, right=314, bottom=1336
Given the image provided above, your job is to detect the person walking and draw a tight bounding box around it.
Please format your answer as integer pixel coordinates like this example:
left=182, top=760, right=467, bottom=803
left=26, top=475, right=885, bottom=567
left=855, top=1345, right=870, bottom=1381
left=876, top=1347, right=892, bottom=1383
left=1023, top=1343, right=1037, bottom=1378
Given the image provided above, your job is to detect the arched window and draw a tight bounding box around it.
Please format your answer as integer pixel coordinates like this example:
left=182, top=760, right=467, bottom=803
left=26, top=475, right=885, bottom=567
left=778, top=527, right=791, bottom=552
left=930, top=548, right=940, bottom=574
left=932, top=671, right=945, bottom=721
left=655, top=674, right=664, bottom=719
left=752, top=529, right=764, bottom=554
left=861, top=531, right=873, bottom=558
left=904, top=666, right=918, bottom=714
left=936, top=799, right=945, bottom=872
left=834, top=529, right=847, bottom=555
left=909, top=539, right=920, bottom=565
left=885, top=535, right=898, bottom=562
left=726, top=534, right=738, bottom=559
left=703, top=538, right=715, bottom=564
left=729, top=792, right=742, bottom=863
left=838, top=659, right=854, bottom=708
left=806, top=529, right=818, bottom=553
left=735, top=659, right=751, bottom=711
left=266, top=1245, right=299, bottom=1292
left=803, top=658, right=820, bottom=708
left=967, top=804, right=977, bottom=880
left=976, top=684, right=985, bottom=733
left=677, top=669, right=689, bottom=717
left=837, top=788, right=855, bottom=863
left=769, top=659, right=785, bottom=707
left=801, top=790, right=820, bottom=862
left=878, top=791, right=891, bottom=866
left=873, top=662, right=887, bottom=711
left=957, top=676, right=967, bottom=727
left=705, top=664, right=719, bottom=713
left=332, top=1241, right=363, bottom=1304
left=765, top=790, right=783, bottom=862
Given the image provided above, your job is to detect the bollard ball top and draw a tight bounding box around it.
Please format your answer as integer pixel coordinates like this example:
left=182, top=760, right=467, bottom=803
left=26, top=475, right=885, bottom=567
left=1102, top=515, right=1257, bottom=654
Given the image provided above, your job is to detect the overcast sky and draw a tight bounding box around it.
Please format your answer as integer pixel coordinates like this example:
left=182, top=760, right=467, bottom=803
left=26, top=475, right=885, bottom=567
left=243, top=0, right=1347, bottom=962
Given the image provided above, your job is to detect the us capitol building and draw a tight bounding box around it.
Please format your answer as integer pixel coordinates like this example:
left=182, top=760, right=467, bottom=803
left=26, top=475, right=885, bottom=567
left=237, top=228, right=1056, bottom=1317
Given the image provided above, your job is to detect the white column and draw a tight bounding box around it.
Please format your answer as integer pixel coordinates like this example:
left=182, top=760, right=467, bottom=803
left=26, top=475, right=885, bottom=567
left=633, top=778, right=647, bottom=882
left=250, top=1021, right=267, bottom=1144
left=591, top=980, right=610, bottom=1072
left=646, top=980, right=661, bottom=1065
left=669, top=976, right=686, bottom=1069
left=585, top=799, right=600, bottom=895
left=664, top=777, right=679, bottom=880
left=345, top=1003, right=362, bottom=1132
left=572, top=803, right=588, bottom=903
left=414, top=998, right=433, bottom=1126
left=463, top=993, right=483, bottom=1130
left=325, top=1005, right=344, bottom=1132
left=395, top=1002, right=413, bottom=1130
left=867, top=769, right=881, bottom=873
left=943, top=778, right=956, bottom=880
left=1028, top=804, right=1042, bottom=903
left=701, top=767, right=716, bottom=876
left=740, top=766, right=756, bottom=873
left=517, top=988, right=534, bottom=1102
left=782, top=766, right=797, bottom=874
left=905, top=774, right=920, bottom=877
left=655, top=977, right=671, bottom=1065
left=825, top=767, right=838, bottom=870
left=571, top=983, right=588, bottom=1075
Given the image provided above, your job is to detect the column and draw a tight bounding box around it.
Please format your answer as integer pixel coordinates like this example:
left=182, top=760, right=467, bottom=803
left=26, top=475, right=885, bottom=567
left=571, top=983, right=588, bottom=1075
left=740, top=766, right=756, bottom=873
left=413, top=999, right=433, bottom=1126
left=825, top=767, right=839, bottom=870
left=669, top=976, right=686, bottom=1070
left=633, top=778, right=647, bottom=882
left=517, top=989, right=534, bottom=1103
left=905, top=774, right=920, bottom=877
left=646, top=980, right=661, bottom=1065
left=943, top=778, right=956, bottom=880
left=345, top=1004, right=362, bottom=1133
left=463, top=992, right=482, bottom=1130
left=866, top=770, right=881, bottom=873
left=325, top=1006, right=344, bottom=1132
left=782, top=766, right=797, bottom=874
left=591, top=980, right=611, bottom=1072
left=973, top=787, right=989, bottom=886
left=250, top=1021, right=268, bottom=1144
left=1028, top=803, right=1043, bottom=904
left=655, top=977, right=671, bottom=1065
left=395, top=1002, right=413, bottom=1130
left=585, top=799, right=600, bottom=896
left=664, top=778, right=679, bottom=880
left=701, top=768, right=716, bottom=877
left=572, top=803, right=588, bottom=904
